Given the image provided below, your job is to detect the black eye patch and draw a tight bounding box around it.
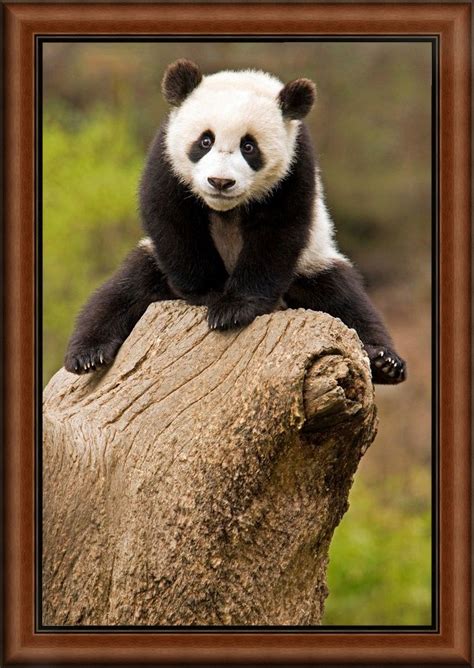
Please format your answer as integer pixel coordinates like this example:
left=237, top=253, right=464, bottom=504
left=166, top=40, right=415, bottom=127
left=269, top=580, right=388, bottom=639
left=187, top=130, right=214, bottom=163
left=240, top=134, right=264, bottom=171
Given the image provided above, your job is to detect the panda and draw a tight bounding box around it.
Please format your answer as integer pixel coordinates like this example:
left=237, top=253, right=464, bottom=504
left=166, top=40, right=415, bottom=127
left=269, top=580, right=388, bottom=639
left=65, top=59, right=406, bottom=385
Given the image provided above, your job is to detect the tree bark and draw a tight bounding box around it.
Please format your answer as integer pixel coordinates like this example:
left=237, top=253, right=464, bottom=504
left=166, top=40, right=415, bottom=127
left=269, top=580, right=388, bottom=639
left=42, top=301, right=377, bottom=626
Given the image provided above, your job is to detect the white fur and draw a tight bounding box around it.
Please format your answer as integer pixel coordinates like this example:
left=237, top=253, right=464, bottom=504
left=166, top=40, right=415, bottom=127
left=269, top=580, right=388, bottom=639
left=296, top=175, right=347, bottom=275
left=165, top=69, right=300, bottom=211
left=138, top=236, right=155, bottom=253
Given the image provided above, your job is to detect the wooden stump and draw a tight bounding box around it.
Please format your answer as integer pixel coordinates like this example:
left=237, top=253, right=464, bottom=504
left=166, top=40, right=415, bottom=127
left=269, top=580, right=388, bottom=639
left=42, top=301, right=377, bottom=626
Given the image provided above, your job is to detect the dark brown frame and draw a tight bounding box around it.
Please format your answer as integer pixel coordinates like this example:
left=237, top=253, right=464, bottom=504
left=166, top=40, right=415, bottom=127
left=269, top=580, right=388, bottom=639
left=3, top=3, right=471, bottom=665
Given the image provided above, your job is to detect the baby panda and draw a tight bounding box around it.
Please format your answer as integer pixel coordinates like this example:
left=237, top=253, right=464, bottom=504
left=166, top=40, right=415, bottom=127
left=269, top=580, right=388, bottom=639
left=65, top=59, right=406, bottom=384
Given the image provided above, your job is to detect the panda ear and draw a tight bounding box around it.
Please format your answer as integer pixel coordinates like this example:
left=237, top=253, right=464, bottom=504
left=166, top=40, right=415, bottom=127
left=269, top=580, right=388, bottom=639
left=278, top=78, right=316, bottom=120
left=162, top=59, right=203, bottom=106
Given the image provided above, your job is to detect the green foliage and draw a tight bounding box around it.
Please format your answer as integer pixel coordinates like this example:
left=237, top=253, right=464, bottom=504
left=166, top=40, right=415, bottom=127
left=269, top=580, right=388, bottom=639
left=43, top=109, right=143, bottom=384
left=323, top=471, right=432, bottom=625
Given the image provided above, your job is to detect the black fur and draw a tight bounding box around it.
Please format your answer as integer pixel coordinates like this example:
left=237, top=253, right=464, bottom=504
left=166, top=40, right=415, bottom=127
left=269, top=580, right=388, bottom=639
left=187, top=131, right=214, bottom=163
left=139, top=127, right=229, bottom=303
left=161, top=59, right=202, bottom=106
left=278, top=78, right=316, bottom=120
left=65, top=118, right=406, bottom=385
left=64, top=246, right=173, bottom=374
left=285, top=262, right=406, bottom=384
left=240, top=134, right=264, bottom=171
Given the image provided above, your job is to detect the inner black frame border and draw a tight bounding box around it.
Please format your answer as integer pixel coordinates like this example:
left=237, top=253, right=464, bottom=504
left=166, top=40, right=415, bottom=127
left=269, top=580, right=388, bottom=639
left=35, top=34, right=439, bottom=634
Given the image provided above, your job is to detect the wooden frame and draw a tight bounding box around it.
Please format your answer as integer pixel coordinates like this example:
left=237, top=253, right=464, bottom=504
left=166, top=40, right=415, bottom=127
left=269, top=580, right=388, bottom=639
left=3, top=2, right=471, bottom=665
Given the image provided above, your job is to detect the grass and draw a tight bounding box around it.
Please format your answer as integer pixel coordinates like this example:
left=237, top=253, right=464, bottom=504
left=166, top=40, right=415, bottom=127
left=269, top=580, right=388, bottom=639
left=323, top=471, right=432, bottom=626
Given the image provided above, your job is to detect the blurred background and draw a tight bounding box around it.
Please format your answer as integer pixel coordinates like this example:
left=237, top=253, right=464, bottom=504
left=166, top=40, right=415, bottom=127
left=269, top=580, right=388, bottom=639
left=42, top=41, right=432, bottom=626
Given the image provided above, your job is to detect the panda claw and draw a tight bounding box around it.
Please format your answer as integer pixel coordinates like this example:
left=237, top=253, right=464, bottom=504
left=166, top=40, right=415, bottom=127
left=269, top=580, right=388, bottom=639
left=366, top=345, right=407, bottom=385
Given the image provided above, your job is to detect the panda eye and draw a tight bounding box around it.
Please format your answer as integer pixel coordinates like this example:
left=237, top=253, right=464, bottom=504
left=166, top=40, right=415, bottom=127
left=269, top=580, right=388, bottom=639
left=200, top=135, right=213, bottom=149
left=242, top=141, right=254, bottom=154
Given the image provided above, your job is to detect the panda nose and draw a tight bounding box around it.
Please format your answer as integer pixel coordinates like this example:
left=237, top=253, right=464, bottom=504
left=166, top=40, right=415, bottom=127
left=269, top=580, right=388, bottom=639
left=208, top=177, right=236, bottom=192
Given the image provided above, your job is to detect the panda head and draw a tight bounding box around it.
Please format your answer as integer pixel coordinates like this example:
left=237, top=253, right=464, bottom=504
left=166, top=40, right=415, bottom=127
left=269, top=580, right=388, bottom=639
left=162, top=60, right=316, bottom=212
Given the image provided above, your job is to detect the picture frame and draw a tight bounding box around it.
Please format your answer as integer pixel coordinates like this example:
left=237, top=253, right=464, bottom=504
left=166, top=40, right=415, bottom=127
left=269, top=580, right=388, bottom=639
left=2, top=2, right=471, bottom=665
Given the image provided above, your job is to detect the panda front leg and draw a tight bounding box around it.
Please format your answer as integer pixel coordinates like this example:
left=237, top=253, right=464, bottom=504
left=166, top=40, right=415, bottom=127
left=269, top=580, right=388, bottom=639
left=207, top=221, right=303, bottom=331
left=284, top=260, right=407, bottom=385
left=64, top=243, right=175, bottom=374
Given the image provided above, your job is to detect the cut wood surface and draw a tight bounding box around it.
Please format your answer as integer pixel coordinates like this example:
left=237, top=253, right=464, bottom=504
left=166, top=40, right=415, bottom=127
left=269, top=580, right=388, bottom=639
left=42, top=301, right=377, bottom=626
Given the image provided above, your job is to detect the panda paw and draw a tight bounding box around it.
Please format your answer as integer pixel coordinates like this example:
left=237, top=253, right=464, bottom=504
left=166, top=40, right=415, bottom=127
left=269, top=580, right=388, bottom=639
left=64, top=339, right=122, bottom=375
left=207, top=294, right=271, bottom=330
left=366, top=346, right=407, bottom=385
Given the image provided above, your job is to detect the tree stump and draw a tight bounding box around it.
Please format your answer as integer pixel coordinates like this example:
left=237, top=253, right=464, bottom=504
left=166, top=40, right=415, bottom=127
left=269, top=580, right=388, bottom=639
left=42, top=301, right=377, bottom=626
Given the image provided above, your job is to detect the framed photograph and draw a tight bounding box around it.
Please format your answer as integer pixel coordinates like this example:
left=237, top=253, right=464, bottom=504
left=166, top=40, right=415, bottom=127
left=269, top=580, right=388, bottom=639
left=3, top=2, right=471, bottom=665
